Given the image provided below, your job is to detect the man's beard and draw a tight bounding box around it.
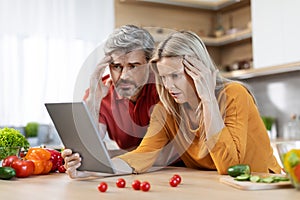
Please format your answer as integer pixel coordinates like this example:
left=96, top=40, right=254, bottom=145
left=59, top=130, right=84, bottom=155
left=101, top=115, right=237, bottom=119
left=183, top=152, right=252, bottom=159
left=115, top=80, right=141, bottom=98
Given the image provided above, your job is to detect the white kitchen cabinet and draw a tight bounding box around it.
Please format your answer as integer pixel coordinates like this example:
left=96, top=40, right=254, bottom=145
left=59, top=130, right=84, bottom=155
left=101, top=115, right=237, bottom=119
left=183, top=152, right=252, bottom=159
left=251, top=0, right=300, bottom=69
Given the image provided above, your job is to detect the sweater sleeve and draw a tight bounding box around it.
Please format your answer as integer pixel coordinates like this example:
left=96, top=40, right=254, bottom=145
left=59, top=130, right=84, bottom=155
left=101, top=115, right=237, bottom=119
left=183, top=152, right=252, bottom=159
left=117, top=103, right=171, bottom=173
left=205, top=83, right=254, bottom=174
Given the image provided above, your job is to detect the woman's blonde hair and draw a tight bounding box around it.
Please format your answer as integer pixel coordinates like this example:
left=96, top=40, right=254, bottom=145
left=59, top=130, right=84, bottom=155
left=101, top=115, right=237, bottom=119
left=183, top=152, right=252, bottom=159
left=150, top=31, right=234, bottom=117
left=150, top=30, right=256, bottom=152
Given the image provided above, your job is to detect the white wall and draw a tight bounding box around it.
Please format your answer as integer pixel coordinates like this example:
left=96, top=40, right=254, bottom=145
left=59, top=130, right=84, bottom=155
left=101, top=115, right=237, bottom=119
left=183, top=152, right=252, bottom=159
left=251, top=0, right=300, bottom=68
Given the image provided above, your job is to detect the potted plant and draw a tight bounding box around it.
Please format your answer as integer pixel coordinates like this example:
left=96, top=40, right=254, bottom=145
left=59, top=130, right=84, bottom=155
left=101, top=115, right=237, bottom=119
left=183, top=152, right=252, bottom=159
left=25, top=122, right=39, bottom=138
left=25, top=122, right=39, bottom=146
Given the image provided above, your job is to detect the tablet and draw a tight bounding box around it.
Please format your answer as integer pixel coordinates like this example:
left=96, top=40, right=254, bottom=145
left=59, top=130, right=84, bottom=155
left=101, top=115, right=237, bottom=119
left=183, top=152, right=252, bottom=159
left=45, top=102, right=116, bottom=173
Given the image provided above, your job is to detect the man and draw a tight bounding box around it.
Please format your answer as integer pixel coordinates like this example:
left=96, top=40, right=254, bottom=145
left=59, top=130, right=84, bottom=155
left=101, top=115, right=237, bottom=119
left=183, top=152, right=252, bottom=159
left=63, top=25, right=181, bottom=178
left=84, top=25, right=158, bottom=152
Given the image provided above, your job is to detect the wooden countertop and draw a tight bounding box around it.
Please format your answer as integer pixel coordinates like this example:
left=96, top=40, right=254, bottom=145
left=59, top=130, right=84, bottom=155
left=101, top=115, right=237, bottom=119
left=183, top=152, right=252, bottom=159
left=0, top=167, right=299, bottom=200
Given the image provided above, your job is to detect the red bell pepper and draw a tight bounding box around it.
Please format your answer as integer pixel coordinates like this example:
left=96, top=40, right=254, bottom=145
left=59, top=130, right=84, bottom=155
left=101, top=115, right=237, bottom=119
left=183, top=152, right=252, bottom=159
left=46, top=148, right=64, bottom=172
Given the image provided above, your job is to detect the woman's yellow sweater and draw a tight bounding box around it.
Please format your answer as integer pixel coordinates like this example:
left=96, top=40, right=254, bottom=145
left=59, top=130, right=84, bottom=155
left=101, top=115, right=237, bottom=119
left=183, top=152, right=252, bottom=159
left=118, top=83, right=281, bottom=174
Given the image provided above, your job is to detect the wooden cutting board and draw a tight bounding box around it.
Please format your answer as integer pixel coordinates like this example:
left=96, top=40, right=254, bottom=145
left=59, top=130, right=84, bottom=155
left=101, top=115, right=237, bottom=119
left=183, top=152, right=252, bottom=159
left=219, top=175, right=293, bottom=190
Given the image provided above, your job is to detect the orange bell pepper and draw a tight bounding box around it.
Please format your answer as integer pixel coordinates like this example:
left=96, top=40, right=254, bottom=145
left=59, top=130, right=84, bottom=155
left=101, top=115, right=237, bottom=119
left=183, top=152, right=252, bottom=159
left=25, top=147, right=53, bottom=175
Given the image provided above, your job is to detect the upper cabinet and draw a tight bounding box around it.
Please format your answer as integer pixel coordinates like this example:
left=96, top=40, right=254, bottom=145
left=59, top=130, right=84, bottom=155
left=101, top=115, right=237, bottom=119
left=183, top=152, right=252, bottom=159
left=251, top=0, right=300, bottom=69
left=219, top=0, right=300, bottom=80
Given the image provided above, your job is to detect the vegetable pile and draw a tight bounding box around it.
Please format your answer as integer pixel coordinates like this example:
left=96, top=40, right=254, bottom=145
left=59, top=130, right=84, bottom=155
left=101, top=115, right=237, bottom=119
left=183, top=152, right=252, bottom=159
left=0, top=147, right=65, bottom=180
left=0, top=127, right=30, bottom=160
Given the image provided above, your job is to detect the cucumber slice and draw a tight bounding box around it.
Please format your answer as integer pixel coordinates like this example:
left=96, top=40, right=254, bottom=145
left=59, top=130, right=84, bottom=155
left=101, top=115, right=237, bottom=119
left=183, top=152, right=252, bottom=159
left=235, top=174, right=250, bottom=181
left=250, top=175, right=260, bottom=182
left=261, top=176, right=275, bottom=183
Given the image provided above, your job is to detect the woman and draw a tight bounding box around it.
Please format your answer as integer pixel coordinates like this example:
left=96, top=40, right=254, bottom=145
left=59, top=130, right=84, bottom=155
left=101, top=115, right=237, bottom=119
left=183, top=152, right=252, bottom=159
left=62, top=30, right=281, bottom=178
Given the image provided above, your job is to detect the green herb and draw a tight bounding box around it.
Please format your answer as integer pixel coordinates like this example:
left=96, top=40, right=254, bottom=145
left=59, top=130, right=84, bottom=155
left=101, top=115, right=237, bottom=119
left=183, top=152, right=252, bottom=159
left=0, top=127, right=30, bottom=160
left=261, top=116, right=275, bottom=131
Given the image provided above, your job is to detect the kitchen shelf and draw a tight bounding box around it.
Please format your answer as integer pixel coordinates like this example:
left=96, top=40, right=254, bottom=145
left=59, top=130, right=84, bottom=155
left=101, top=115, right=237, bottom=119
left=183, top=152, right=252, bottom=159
left=222, top=61, right=300, bottom=79
left=134, top=0, right=249, bottom=11
left=202, top=28, right=252, bottom=46
left=144, top=27, right=252, bottom=47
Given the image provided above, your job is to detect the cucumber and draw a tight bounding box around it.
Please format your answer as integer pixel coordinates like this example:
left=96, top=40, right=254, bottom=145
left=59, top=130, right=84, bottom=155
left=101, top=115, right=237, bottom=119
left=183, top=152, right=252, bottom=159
left=0, top=166, right=16, bottom=180
left=227, top=164, right=251, bottom=177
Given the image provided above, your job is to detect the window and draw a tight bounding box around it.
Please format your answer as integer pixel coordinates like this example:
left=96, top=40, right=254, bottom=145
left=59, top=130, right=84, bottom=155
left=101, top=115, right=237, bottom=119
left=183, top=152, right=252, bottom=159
left=0, top=0, right=114, bottom=126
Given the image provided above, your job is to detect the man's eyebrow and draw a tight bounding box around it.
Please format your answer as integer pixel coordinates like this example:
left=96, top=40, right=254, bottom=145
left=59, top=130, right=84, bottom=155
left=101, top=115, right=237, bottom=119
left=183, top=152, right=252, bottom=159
left=128, top=61, right=143, bottom=65
left=110, top=61, right=120, bottom=65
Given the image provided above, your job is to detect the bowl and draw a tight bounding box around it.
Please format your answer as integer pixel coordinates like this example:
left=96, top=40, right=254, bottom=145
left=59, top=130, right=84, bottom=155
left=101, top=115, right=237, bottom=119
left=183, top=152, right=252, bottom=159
left=276, top=141, right=300, bottom=190
left=0, top=146, right=21, bottom=161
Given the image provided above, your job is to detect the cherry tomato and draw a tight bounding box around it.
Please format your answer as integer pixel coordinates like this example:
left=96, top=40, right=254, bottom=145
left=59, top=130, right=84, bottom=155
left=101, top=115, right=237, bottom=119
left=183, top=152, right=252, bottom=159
left=19, top=150, right=25, bottom=158
left=2, top=155, right=19, bottom=167
left=293, top=164, right=300, bottom=181
left=169, top=177, right=179, bottom=187
left=172, top=174, right=182, bottom=184
left=140, top=181, right=151, bottom=192
left=98, top=182, right=108, bottom=192
left=131, top=180, right=141, bottom=190
left=116, top=178, right=126, bottom=188
left=11, top=159, right=35, bottom=178
left=58, top=165, right=66, bottom=173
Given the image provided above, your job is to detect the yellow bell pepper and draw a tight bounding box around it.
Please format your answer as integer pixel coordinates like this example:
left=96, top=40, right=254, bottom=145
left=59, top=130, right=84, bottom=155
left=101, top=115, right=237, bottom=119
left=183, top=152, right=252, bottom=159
left=25, top=147, right=53, bottom=175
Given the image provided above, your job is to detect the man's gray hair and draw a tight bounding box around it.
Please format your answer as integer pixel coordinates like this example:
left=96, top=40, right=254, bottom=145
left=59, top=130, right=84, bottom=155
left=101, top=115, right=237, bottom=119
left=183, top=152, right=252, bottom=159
left=104, top=25, right=155, bottom=61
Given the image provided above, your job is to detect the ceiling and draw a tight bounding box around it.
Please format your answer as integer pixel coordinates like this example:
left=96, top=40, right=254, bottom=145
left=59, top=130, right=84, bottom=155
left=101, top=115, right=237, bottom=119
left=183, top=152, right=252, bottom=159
left=135, top=0, right=242, bottom=10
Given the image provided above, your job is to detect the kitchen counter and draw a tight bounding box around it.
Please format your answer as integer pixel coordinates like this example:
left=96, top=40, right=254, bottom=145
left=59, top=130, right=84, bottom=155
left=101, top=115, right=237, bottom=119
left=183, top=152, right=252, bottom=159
left=0, top=167, right=298, bottom=200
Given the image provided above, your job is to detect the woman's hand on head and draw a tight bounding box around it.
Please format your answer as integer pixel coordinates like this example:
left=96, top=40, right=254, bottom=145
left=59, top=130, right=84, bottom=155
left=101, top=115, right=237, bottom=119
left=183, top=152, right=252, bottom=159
left=183, top=56, right=217, bottom=102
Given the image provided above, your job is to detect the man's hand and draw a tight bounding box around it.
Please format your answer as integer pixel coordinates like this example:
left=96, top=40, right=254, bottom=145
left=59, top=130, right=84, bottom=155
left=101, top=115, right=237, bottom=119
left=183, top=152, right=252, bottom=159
left=61, top=149, right=133, bottom=179
left=85, top=56, right=112, bottom=122
left=61, top=149, right=90, bottom=179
